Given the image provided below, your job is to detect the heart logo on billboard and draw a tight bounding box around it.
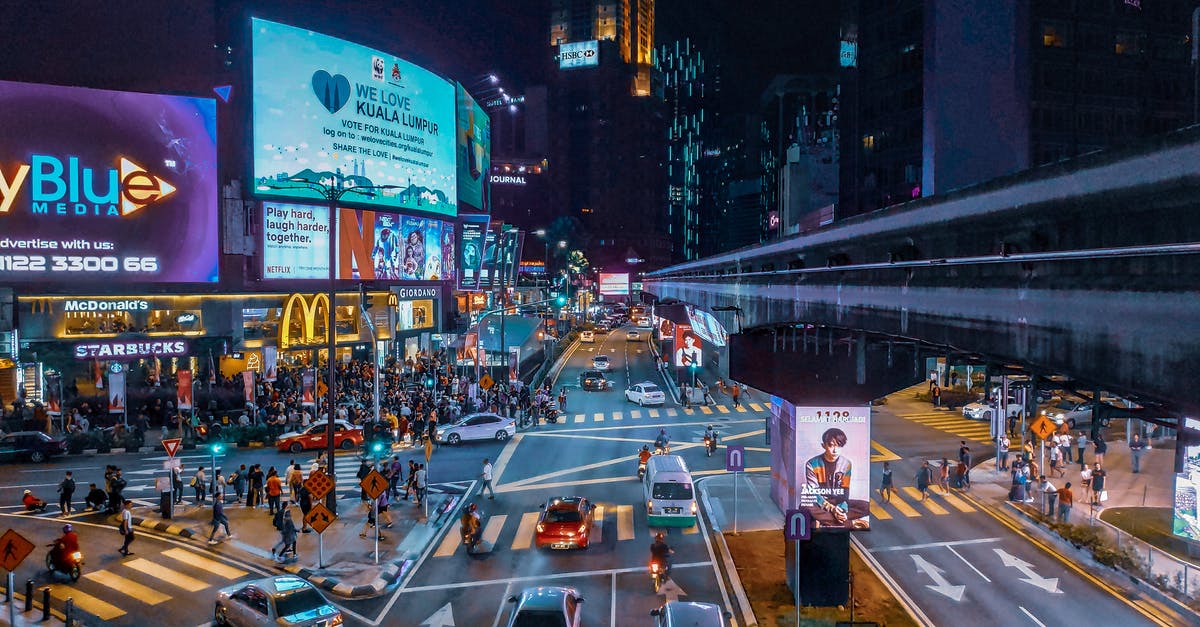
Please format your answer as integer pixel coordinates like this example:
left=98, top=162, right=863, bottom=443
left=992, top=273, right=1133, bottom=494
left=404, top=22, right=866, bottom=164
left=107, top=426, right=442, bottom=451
left=311, top=70, right=350, bottom=114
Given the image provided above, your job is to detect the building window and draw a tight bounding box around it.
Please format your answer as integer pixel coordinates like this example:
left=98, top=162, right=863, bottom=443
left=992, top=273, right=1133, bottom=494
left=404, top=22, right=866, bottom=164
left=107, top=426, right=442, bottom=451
left=1042, top=22, right=1069, bottom=48
left=862, top=135, right=875, bottom=152
left=1114, top=31, right=1143, bottom=56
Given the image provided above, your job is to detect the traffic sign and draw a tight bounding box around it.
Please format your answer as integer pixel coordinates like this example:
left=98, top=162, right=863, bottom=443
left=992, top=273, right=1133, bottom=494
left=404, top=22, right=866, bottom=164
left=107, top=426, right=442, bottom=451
left=305, top=503, right=336, bottom=534
left=0, top=529, right=35, bottom=571
left=1030, top=416, right=1056, bottom=441
left=304, top=469, right=333, bottom=501
left=725, top=445, right=745, bottom=472
left=360, top=469, right=388, bottom=501
left=479, top=374, right=494, bottom=390
left=161, top=437, right=182, bottom=458
left=784, top=508, right=812, bottom=541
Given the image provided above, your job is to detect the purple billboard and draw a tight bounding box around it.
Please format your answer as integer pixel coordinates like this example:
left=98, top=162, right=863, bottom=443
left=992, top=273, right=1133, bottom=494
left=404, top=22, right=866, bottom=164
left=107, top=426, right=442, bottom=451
left=0, top=80, right=218, bottom=283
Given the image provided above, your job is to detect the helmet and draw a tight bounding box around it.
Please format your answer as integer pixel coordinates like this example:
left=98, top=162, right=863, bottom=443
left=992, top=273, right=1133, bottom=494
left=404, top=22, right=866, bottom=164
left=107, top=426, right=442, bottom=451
left=22, top=490, right=30, bottom=495
left=642, top=445, right=649, bottom=451
left=62, top=524, right=72, bottom=534
left=659, top=428, right=666, bottom=434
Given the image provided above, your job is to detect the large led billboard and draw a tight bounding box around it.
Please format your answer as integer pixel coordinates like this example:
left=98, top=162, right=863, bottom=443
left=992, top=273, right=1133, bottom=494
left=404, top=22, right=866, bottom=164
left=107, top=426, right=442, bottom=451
left=252, top=18, right=457, bottom=217
left=457, top=214, right=490, bottom=290
left=0, top=80, right=218, bottom=283
left=261, top=203, right=454, bottom=281
left=770, top=400, right=871, bottom=531
left=456, top=85, right=490, bottom=211
left=598, top=272, right=630, bottom=295
left=559, top=40, right=599, bottom=69
left=673, top=324, right=703, bottom=368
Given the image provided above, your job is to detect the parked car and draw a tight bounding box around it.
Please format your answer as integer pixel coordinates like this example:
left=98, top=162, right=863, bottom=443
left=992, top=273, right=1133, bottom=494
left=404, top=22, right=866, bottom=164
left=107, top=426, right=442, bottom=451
left=580, top=330, right=595, bottom=343
left=651, top=601, right=731, bottom=627
left=437, top=412, right=516, bottom=444
left=625, top=382, right=666, bottom=406
left=535, top=496, right=595, bottom=549
left=214, top=575, right=342, bottom=627
left=1041, top=399, right=1111, bottom=428
left=962, top=395, right=1023, bottom=422
left=276, top=420, right=363, bottom=454
left=0, top=432, right=67, bottom=463
left=505, top=586, right=584, bottom=627
left=579, top=370, right=612, bottom=391
left=591, top=355, right=611, bottom=371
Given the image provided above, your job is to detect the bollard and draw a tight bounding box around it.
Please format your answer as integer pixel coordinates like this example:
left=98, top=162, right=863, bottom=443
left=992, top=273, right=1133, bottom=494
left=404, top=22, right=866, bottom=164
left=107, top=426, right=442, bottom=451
left=24, top=579, right=32, bottom=611
left=65, top=597, right=74, bottom=626
left=41, top=587, right=50, bottom=621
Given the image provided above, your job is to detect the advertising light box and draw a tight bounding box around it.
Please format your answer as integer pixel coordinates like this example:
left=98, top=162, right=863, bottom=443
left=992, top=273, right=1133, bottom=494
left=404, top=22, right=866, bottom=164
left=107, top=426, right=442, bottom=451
left=1175, top=433, right=1200, bottom=540
left=0, top=80, right=218, bottom=283
left=770, top=400, right=871, bottom=531
left=458, top=214, right=489, bottom=290
left=559, top=40, right=599, bottom=69
left=598, top=272, right=630, bottom=295
left=261, top=202, right=330, bottom=280
left=252, top=18, right=457, bottom=217
left=456, top=85, right=490, bottom=211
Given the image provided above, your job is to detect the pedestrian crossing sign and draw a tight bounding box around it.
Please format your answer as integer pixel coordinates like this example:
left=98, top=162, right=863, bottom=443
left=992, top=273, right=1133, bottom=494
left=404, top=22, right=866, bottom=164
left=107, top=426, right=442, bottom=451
left=479, top=374, right=495, bottom=390
left=0, top=529, right=34, bottom=572
left=361, top=469, right=388, bottom=501
left=1030, top=416, right=1056, bottom=441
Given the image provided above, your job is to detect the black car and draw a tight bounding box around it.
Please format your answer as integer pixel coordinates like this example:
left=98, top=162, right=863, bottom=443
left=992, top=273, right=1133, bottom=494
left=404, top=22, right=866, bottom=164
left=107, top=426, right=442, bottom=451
left=0, top=431, right=67, bottom=463
left=579, top=370, right=611, bottom=391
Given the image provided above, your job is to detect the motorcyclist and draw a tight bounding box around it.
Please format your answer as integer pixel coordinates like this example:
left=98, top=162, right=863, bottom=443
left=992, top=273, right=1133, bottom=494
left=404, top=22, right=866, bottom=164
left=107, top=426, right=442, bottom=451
left=637, top=445, right=653, bottom=475
left=653, top=429, right=670, bottom=454
left=22, top=489, right=47, bottom=512
left=704, top=425, right=718, bottom=453
left=650, top=532, right=674, bottom=575
left=50, top=524, right=79, bottom=569
left=557, top=388, right=567, bottom=412
left=460, top=502, right=481, bottom=551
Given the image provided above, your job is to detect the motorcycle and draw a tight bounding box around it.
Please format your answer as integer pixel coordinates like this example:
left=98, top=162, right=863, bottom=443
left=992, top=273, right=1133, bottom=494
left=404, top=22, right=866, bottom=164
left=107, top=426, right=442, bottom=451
left=45, top=544, right=83, bottom=582
left=654, top=443, right=670, bottom=456
left=704, top=435, right=716, bottom=457
left=542, top=400, right=560, bottom=424
left=637, top=458, right=647, bottom=480
left=649, top=558, right=668, bottom=593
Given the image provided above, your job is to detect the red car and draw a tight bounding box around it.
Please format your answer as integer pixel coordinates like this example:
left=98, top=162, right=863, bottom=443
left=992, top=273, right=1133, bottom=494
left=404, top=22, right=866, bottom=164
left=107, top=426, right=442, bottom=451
left=276, top=420, right=364, bottom=454
left=535, top=496, right=595, bottom=550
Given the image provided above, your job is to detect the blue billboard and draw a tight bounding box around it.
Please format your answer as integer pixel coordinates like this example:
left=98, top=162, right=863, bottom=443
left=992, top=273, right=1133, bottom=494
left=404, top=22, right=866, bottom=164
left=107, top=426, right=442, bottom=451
left=252, top=18, right=458, bottom=217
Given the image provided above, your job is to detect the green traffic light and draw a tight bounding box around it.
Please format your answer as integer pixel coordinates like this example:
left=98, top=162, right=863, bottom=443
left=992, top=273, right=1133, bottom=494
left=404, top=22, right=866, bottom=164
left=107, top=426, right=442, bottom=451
left=556, top=296, right=567, bottom=306
left=372, top=441, right=384, bottom=453
left=211, top=442, right=224, bottom=454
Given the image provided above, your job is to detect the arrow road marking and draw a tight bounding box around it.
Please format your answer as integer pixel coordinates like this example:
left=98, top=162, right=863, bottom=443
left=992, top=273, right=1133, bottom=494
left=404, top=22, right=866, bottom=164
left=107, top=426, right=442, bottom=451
left=420, top=602, right=455, bottom=627
left=910, top=554, right=965, bottom=602
left=994, top=548, right=1062, bottom=593
left=657, top=578, right=687, bottom=603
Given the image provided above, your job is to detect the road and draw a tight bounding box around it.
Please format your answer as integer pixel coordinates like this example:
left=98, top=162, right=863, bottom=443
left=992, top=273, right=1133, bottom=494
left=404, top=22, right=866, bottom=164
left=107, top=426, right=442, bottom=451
left=861, top=393, right=1171, bottom=627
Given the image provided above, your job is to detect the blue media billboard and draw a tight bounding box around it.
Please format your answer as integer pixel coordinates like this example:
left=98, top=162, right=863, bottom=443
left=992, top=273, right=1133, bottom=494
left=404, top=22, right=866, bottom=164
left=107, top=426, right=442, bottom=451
left=252, top=18, right=458, bottom=217
left=456, top=85, right=490, bottom=211
left=0, top=80, right=218, bottom=283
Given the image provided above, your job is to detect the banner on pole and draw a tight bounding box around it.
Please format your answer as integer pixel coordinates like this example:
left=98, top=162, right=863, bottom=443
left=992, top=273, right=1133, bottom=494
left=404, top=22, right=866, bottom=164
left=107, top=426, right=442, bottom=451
left=262, top=346, right=278, bottom=382
left=301, top=369, right=315, bottom=407
left=242, top=370, right=255, bottom=403
left=108, top=370, right=125, bottom=414
left=176, top=370, right=193, bottom=410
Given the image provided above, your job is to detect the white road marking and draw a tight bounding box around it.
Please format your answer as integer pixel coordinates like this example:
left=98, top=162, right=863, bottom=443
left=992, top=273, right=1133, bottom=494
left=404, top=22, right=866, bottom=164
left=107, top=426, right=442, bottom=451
left=398, top=562, right=714, bottom=593
left=947, top=545, right=991, bottom=582
left=870, top=537, right=1003, bottom=552
left=1019, top=606, right=1048, bottom=627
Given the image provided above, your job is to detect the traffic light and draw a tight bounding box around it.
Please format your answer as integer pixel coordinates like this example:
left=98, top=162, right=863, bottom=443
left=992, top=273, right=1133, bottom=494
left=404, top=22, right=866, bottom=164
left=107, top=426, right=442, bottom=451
left=210, top=441, right=224, bottom=455
left=425, top=376, right=435, bottom=388
left=555, top=295, right=567, bottom=306
left=371, top=440, right=385, bottom=455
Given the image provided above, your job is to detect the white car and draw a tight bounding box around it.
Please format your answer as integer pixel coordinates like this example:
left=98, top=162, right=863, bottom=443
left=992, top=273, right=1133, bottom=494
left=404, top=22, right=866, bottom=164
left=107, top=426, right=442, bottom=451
left=591, top=355, right=611, bottom=371
left=214, top=575, right=341, bottom=627
left=580, top=330, right=595, bottom=343
left=437, top=412, right=516, bottom=444
left=625, top=330, right=641, bottom=341
left=625, top=382, right=666, bottom=406
left=962, top=396, right=1022, bottom=422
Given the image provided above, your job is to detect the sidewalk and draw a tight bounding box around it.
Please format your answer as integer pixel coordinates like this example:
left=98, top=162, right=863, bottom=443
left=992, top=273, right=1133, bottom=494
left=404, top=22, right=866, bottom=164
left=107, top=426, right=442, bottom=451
left=125, top=487, right=460, bottom=598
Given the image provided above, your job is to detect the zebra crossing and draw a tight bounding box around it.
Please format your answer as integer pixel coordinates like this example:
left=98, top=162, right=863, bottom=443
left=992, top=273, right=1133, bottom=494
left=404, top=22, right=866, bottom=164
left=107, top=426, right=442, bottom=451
left=431, top=501, right=700, bottom=557
left=53, top=546, right=250, bottom=621
left=893, top=408, right=995, bottom=444
left=870, top=486, right=981, bottom=521
left=563, top=402, right=767, bottom=425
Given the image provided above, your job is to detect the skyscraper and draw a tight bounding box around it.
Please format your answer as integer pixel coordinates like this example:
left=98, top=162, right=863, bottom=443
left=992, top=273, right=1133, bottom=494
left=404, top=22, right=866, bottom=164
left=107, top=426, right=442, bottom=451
left=660, top=38, right=716, bottom=262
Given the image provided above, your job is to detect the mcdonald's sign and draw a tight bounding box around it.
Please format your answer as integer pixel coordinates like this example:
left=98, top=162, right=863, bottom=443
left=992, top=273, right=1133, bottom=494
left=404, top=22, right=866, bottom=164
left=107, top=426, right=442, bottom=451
left=278, top=293, right=332, bottom=350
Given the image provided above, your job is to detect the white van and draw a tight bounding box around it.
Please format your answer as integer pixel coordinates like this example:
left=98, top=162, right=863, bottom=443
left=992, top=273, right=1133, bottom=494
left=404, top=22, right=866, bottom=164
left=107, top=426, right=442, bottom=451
left=643, top=454, right=697, bottom=527
left=580, top=330, right=595, bottom=343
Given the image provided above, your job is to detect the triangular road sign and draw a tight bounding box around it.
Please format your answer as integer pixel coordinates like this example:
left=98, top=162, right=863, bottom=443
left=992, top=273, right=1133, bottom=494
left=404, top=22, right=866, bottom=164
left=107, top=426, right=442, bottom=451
left=162, top=438, right=182, bottom=458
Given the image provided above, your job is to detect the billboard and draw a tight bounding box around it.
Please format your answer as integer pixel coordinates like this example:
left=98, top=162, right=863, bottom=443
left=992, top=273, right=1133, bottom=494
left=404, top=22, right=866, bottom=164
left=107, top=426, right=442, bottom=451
left=458, top=214, right=489, bottom=290
left=674, top=324, right=703, bottom=368
left=1175, top=422, right=1200, bottom=540
left=685, top=305, right=729, bottom=347
left=559, top=40, right=599, bottom=69
left=252, top=18, right=457, bottom=217
left=0, top=80, right=218, bottom=284
left=598, top=272, right=630, bottom=295
left=771, top=400, right=871, bottom=531
left=261, top=203, right=454, bottom=281
left=476, top=223, right=502, bottom=289
left=456, top=85, right=490, bottom=211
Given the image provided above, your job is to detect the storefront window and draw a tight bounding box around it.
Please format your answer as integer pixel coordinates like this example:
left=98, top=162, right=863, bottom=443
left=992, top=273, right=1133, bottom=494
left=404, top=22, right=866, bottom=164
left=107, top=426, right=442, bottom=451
left=146, top=309, right=203, bottom=334
left=63, top=312, right=135, bottom=336
left=396, top=300, right=435, bottom=331
left=243, top=308, right=281, bottom=342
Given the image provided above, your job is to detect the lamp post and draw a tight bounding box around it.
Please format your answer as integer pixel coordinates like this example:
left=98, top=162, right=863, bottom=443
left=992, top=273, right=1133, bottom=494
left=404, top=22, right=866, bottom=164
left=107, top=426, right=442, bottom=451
left=259, top=175, right=397, bottom=513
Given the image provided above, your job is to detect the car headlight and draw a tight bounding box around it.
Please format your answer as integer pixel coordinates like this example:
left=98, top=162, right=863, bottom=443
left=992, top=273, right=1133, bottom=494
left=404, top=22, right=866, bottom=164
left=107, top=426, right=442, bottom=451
left=578, top=524, right=588, bottom=534
left=692, top=502, right=698, bottom=514
left=537, top=523, right=545, bottom=533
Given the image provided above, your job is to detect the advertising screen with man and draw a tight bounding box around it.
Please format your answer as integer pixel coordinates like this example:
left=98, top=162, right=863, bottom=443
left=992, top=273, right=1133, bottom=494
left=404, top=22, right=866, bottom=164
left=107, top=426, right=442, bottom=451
left=673, top=326, right=703, bottom=368
left=791, top=405, right=871, bottom=531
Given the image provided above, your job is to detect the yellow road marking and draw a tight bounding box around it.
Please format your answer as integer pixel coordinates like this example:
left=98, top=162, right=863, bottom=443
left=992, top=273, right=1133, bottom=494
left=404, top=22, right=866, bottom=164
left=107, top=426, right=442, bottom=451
left=489, top=432, right=523, bottom=488
left=482, top=514, right=507, bottom=546
left=594, top=412, right=605, bottom=422
left=871, top=440, right=902, bottom=463
left=434, top=525, right=462, bottom=557
left=869, top=499, right=893, bottom=520
left=887, top=492, right=922, bottom=517
left=83, top=570, right=170, bottom=605
left=511, top=512, right=539, bottom=550
left=612, top=411, right=622, bottom=421
left=667, top=408, right=678, bottom=416
left=912, top=417, right=971, bottom=426
left=699, top=406, right=713, bottom=415
left=715, top=405, right=729, bottom=413
left=683, top=523, right=698, bottom=534
left=574, top=414, right=585, bottom=424
left=161, top=548, right=247, bottom=579
left=682, top=408, right=694, bottom=415
left=630, top=410, right=642, bottom=419
left=903, top=487, right=948, bottom=515
left=749, top=403, right=764, bottom=411
left=940, top=491, right=976, bottom=513
left=735, top=405, right=747, bottom=413
left=592, top=505, right=605, bottom=544
left=649, top=409, right=660, bottom=418
left=122, top=558, right=207, bottom=592
left=49, top=585, right=125, bottom=620
left=617, top=505, right=634, bottom=540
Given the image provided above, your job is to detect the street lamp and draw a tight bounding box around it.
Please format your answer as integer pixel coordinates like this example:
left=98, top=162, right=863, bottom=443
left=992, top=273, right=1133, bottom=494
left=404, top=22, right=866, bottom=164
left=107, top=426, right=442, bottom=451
left=258, top=175, right=397, bottom=514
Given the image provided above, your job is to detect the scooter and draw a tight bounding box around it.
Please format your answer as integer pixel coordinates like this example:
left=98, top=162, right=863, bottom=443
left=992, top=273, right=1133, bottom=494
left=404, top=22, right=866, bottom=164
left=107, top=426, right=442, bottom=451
left=45, top=544, right=83, bottom=582
left=637, top=458, right=647, bottom=480
left=649, top=558, right=668, bottom=593
left=704, top=435, right=717, bottom=457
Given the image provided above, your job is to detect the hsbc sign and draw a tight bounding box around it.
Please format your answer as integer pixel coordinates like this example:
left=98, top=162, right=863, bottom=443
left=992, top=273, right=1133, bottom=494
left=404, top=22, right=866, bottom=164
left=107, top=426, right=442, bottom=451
left=559, top=40, right=599, bottom=70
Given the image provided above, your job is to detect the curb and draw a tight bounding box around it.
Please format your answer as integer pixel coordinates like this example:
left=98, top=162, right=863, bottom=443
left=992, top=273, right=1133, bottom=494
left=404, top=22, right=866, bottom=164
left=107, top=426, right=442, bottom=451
left=695, top=477, right=757, bottom=627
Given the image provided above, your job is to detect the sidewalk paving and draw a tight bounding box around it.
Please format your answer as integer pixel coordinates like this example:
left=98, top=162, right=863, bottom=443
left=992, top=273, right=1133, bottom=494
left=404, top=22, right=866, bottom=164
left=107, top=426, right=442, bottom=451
left=125, top=488, right=460, bottom=598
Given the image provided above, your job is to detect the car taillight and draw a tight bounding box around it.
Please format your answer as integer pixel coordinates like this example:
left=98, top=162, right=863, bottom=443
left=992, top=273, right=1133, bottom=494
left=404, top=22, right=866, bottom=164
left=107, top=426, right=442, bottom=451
left=537, top=523, right=545, bottom=533
left=331, top=614, right=343, bottom=626
left=647, top=500, right=653, bottom=514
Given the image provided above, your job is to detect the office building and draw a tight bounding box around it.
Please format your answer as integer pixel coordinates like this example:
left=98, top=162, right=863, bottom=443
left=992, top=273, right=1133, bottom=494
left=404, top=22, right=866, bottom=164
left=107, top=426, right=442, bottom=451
left=661, top=38, right=717, bottom=262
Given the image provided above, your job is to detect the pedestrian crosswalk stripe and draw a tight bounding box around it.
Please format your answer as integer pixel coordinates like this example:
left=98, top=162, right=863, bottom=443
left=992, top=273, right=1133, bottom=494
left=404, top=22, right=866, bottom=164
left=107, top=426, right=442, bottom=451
left=616, top=505, right=634, bottom=541
left=482, top=514, right=506, bottom=546
left=699, top=406, right=713, bottom=415
left=434, top=525, right=463, bottom=557
left=749, top=403, right=764, bottom=412
left=630, top=410, right=642, bottom=419
left=939, top=491, right=976, bottom=513
left=83, top=570, right=171, bottom=605
left=912, top=417, right=972, bottom=426
left=716, top=405, right=729, bottom=413
left=667, top=409, right=678, bottom=417
left=883, top=492, right=921, bottom=517
left=511, top=512, right=539, bottom=550
left=869, top=500, right=893, bottom=520
left=735, top=405, right=747, bottom=413
left=574, top=414, right=585, bottom=424
left=902, top=487, right=949, bottom=515
left=592, top=505, right=605, bottom=544
left=648, top=409, right=660, bottom=418
left=594, top=412, right=605, bottom=422
left=49, top=585, right=125, bottom=620
left=682, top=408, right=695, bottom=415
left=123, top=557, right=208, bottom=592
left=162, top=547, right=247, bottom=579
left=612, top=411, right=622, bottom=421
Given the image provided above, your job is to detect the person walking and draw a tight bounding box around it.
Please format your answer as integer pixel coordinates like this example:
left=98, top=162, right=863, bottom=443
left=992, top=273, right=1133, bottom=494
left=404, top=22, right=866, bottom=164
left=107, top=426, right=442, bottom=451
left=931, top=385, right=942, bottom=408
left=730, top=384, right=741, bottom=408
left=207, top=498, right=232, bottom=544
left=118, top=500, right=135, bottom=556
left=247, top=464, right=264, bottom=509
left=171, top=466, right=184, bottom=505
left=480, top=458, right=495, bottom=499
left=231, top=465, right=247, bottom=503
left=998, top=435, right=1011, bottom=471
left=388, top=456, right=403, bottom=498
left=57, top=471, right=75, bottom=517
left=286, top=462, right=302, bottom=501
left=1038, top=475, right=1057, bottom=517
left=1076, top=432, right=1088, bottom=470
left=271, top=504, right=297, bottom=561
left=414, top=463, right=427, bottom=506
left=212, top=467, right=226, bottom=503
left=916, top=461, right=933, bottom=501
left=266, top=468, right=283, bottom=515
left=1059, top=432, right=1073, bottom=465
left=1091, top=463, right=1107, bottom=507
left=404, top=460, right=418, bottom=501
left=1129, top=433, right=1147, bottom=473
left=880, top=462, right=895, bottom=502
left=938, top=458, right=951, bottom=493
left=1049, top=442, right=1064, bottom=478
left=192, top=466, right=207, bottom=504
left=1058, top=482, right=1074, bottom=523
left=1093, top=435, right=1107, bottom=466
